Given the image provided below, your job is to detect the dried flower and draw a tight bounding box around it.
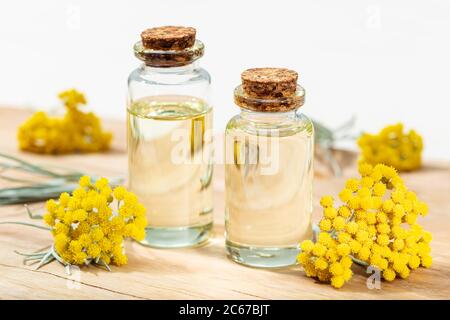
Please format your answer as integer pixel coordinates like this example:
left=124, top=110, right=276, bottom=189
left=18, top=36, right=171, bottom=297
left=358, top=123, right=423, bottom=171
left=1, top=176, right=147, bottom=272
left=298, top=162, right=432, bottom=288
left=0, top=153, right=122, bottom=205
left=17, top=89, right=112, bottom=154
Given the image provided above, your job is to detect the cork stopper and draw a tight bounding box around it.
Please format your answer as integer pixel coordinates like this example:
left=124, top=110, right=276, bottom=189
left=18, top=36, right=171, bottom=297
left=141, top=26, right=196, bottom=51
left=241, top=68, right=298, bottom=99
left=235, top=68, right=304, bottom=112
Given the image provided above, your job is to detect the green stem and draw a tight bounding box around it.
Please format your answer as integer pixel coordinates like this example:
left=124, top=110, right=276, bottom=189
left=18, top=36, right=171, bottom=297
left=0, top=221, right=51, bottom=231
left=25, top=204, right=43, bottom=219
left=350, top=255, right=369, bottom=267
left=14, top=250, right=48, bottom=257
left=0, top=153, right=63, bottom=178
left=51, top=245, right=68, bottom=266
left=35, top=250, right=54, bottom=270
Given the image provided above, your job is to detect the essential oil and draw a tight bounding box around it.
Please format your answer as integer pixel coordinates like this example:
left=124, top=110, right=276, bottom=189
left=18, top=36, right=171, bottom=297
left=225, top=68, right=314, bottom=267
left=127, top=26, right=213, bottom=247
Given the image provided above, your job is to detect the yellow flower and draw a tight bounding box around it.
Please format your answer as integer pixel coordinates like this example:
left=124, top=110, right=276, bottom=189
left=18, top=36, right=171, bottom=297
left=300, top=240, right=314, bottom=253
left=360, top=177, right=374, bottom=188
left=134, top=216, right=148, bottom=229
left=337, top=232, right=351, bottom=244
left=357, top=187, right=371, bottom=198
left=113, top=186, right=127, bottom=201
left=73, top=252, right=88, bottom=265
left=331, top=276, right=345, bottom=289
left=376, top=234, right=390, bottom=246
left=329, top=262, right=344, bottom=276
left=297, top=162, right=431, bottom=288
left=345, top=179, right=359, bottom=192
left=36, top=176, right=147, bottom=270
left=78, top=234, right=91, bottom=247
left=392, top=238, right=405, bottom=251
left=336, top=243, right=351, bottom=256
left=101, top=254, right=111, bottom=265
left=124, top=193, right=138, bottom=206
left=54, top=233, right=69, bottom=254
left=408, top=255, right=421, bottom=269
left=325, top=248, right=339, bottom=263
left=319, top=218, right=332, bottom=232
left=347, top=196, right=360, bottom=210
left=342, top=269, right=353, bottom=281
left=43, top=213, right=55, bottom=227
left=358, top=246, right=371, bottom=261
left=94, top=177, right=109, bottom=190
left=383, top=268, right=396, bottom=281
left=87, top=243, right=101, bottom=258
left=17, top=89, right=112, bottom=154
left=73, top=187, right=87, bottom=199
left=382, top=199, right=394, bottom=213
left=332, top=217, right=345, bottom=231
left=422, top=231, right=432, bottom=243
left=99, top=238, right=112, bottom=252
left=46, top=199, right=58, bottom=213
left=54, top=222, right=69, bottom=235
left=324, top=207, right=337, bottom=219
left=338, top=206, right=351, bottom=218
left=297, top=252, right=310, bottom=264
left=320, top=196, right=334, bottom=208
left=79, top=175, right=91, bottom=188
left=73, top=209, right=88, bottom=222
left=58, top=88, right=86, bottom=108
left=421, top=255, right=432, bottom=268
left=357, top=123, right=423, bottom=171
left=358, top=163, right=373, bottom=176
left=339, top=189, right=352, bottom=202
left=314, top=257, right=328, bottom=270
left=318, top=232, right=333, bottom=246
left=135, top=204, right=146, bottom=217
left=373, top=182, right=386, bottom=196
left=69, top=240, right=83, bottom=254
left=312, top=243, right=327, bottom=257
left=90, top=228, right=104, bottom=242
left=349, top=240, right=362, bottom=254
left=112, top=253, right=128, bottom=266
left=340, top=256, right=353, bottom=269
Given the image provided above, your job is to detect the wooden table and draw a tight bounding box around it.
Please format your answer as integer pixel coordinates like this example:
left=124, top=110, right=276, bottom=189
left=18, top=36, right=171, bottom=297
left=0, top=107, right=449, bottom=299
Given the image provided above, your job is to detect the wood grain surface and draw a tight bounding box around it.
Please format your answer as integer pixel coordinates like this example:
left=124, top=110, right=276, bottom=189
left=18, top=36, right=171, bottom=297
left=0, top=107, right=449, bottom=300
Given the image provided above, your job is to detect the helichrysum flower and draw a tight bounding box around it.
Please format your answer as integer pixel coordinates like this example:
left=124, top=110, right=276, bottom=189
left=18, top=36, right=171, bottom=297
left=42, top=175, right=147, bottom=268
left=357, top=123, right=423, bottom=171
left=17, top=89, right=112, bottom=154
left=298, top=162, right=432, bottom=288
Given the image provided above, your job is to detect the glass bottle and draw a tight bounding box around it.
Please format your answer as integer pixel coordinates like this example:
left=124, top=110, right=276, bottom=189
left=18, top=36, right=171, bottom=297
left=225, top=68, right=314, bottom=267
left=127, top=26, right=213, bottom=248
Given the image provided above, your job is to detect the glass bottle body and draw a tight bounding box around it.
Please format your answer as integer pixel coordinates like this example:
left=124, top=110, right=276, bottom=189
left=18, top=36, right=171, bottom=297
left=225, top=109, right=314, bottom=267
left=127, top=62, right=213, bottom=248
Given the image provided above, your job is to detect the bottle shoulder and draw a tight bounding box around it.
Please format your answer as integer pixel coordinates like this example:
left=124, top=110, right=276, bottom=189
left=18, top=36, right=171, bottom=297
left=128, top=65, right=210, bottom=86
left=226, top=111, right=314, bottom=138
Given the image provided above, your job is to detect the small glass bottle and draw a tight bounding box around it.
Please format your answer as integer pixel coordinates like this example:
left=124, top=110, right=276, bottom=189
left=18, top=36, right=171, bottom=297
left=225, top=68, right=314, bottom=267
left=127, top=26, right=213, bottom=248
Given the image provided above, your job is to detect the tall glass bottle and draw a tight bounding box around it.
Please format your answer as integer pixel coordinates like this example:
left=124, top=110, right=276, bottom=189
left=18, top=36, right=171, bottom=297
left=225, top=68, right=314, bottom=267
left=127, top=26, right=213, bottom=248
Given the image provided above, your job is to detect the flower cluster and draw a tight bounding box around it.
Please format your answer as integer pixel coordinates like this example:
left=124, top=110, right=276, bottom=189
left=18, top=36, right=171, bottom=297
left=17, top=89, right=112, bottom=154
left=43, top=176, right=147, bottom=267
left=357, top=123, right=423, bottom=171
left=298, top=163, right=432, bottom=288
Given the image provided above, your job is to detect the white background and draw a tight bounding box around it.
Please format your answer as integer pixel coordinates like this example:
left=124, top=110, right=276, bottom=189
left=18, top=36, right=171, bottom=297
left=1, top=0, right=449, bottom=160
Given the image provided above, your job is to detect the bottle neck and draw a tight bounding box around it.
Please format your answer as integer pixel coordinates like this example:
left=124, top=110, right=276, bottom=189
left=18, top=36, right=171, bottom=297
left=141, top=61, right=199, bottom=74
left=239, top=108, right=299, bottom=123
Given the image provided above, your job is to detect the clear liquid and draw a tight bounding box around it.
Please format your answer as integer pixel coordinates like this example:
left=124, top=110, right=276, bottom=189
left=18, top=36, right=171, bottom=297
left=225, top=113, right=313, bottom=252
left=127, top=95, right=213, bottom=235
